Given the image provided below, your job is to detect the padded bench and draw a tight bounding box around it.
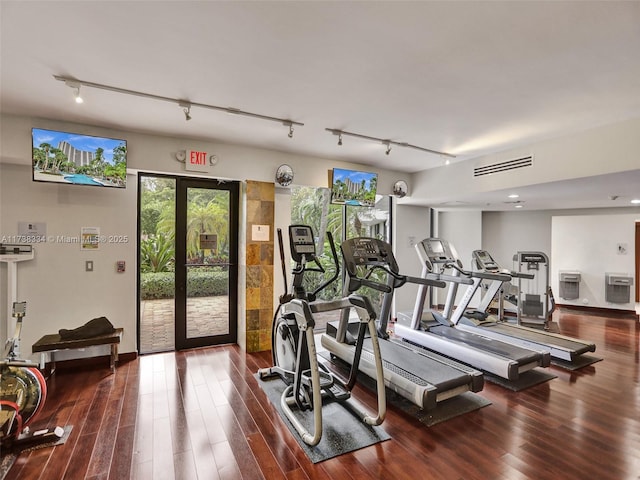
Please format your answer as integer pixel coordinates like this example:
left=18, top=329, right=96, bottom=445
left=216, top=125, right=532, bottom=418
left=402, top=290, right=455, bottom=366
left=32, top=328, right=123, bottom=374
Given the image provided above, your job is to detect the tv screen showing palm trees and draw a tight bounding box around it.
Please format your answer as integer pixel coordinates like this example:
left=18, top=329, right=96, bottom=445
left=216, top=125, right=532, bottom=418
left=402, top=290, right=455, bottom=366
left=32, top=128, right=127, bottom=188
left=330, top=167, right=378, bottom=207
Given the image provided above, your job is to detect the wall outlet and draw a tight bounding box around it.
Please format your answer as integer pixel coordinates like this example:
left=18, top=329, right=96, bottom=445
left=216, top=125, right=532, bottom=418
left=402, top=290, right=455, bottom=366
left=85, top=260, right=93, bottom=272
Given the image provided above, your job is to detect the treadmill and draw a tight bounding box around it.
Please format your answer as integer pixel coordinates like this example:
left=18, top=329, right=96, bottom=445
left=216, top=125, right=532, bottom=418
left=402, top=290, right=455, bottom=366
left=321, top=237, right=484, bottom=411
left=458, top=249, right=597, bottom=364
left=394, top=238, right=551, bottom=382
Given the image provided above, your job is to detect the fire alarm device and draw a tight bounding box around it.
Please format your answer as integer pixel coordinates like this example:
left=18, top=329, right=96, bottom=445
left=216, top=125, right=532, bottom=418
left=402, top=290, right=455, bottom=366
left=116, top=261, right=126, bottom=273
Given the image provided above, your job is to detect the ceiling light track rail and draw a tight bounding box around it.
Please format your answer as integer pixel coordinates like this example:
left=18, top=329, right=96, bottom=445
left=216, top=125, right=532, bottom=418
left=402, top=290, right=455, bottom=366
left=53, top=75, right=304, bottom=133
left=325, top=128, right=455, bottom=158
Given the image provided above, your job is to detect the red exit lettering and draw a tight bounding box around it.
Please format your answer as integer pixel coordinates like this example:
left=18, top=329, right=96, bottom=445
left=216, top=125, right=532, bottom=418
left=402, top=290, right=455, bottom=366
left=189, top=151, right=206, bottom=165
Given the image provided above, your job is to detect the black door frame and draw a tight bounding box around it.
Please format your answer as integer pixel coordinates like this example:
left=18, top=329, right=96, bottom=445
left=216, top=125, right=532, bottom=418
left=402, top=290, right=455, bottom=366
left=175, top=177, right=239, bottom=349
left=137, top=173, right=239, bottom=352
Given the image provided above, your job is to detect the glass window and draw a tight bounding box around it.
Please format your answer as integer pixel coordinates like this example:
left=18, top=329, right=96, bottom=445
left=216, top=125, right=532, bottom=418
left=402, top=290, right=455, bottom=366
left=290, top=186, right=391, bottom=330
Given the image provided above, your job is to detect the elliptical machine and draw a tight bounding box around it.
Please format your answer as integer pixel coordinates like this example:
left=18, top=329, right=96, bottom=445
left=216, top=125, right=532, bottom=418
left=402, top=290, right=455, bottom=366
left=1, top=302, right=64, bottom=451
left=258, top=225, right=386, bottom=447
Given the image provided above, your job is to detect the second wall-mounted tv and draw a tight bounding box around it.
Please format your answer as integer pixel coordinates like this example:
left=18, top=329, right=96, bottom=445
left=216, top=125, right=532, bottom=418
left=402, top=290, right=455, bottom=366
left=330, top=167, right=378, bottom=207
left=32, top=128, right=127, bottom=188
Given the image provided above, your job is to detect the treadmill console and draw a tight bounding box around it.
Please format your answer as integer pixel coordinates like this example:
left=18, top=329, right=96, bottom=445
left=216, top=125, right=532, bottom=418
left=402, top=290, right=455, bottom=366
left=341, top=237, right=399, bottom=275
left=472, top=250, right=500, bottom=272
left=419, top=238, right=457, bottom=264
left=288, top=225, right=316, bottom=262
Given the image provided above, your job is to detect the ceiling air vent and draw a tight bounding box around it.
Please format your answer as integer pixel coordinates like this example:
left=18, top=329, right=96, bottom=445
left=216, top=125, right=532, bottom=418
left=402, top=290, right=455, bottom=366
left=473, top=155, right=533, bottom=177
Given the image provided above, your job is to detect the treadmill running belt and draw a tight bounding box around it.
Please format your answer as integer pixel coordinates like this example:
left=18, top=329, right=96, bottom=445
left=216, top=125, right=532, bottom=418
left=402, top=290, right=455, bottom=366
left=481, top=323, right=595, bottom=354
left=363, top=338, right=479, bottom=392
left=428, top=325, right=542, bottom=364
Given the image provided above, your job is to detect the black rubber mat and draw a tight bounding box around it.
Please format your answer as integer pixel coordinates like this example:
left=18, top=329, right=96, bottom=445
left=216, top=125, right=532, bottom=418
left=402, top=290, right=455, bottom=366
left=485, top=369, right=556, bottom=391
left=551, top=354, right=602, bottom=371
left=256, top=375, right=390, bottom=463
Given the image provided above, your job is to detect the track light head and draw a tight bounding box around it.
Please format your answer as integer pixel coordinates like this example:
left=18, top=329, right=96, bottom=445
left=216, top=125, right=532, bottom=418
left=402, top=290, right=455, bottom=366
left=288, top=124, right=294, bottom=138
left=385, top=142, right=391, bottom=155
left=179, top=101, right=192, bottom=121
left=64, top=80, right=83, bottom=104
left=74, top=87, right=83, bottom=104
left=338, top=134, right=343, bottom=146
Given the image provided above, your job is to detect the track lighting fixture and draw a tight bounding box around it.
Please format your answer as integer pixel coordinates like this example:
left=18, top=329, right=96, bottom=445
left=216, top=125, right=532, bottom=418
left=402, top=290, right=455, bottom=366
left=74, top=86, right=83, bottom=104
left=325, top=128, right=455, bottom=159
left=64, top=80, right=83, bottom=104
left=53, top=75, right=304, bottom=134
left=179, top=101, right=192, bottom=121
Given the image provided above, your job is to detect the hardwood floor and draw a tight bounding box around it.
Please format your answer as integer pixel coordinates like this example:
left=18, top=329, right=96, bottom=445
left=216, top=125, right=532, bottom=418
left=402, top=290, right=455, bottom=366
left=5, top=308, right=640, bottom=480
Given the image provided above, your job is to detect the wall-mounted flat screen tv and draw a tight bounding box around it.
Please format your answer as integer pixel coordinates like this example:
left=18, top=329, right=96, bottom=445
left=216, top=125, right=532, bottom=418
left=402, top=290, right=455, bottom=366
left=330, top=167, right=378, bottom=207
left=32, top=128, right=127, bottom=188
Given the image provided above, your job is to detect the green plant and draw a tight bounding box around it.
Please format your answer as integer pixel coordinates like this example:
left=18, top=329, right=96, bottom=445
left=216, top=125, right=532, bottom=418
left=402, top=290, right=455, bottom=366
left=140, top=270, right=230, bottom=299
left=140, top=234, right=175, bottom=273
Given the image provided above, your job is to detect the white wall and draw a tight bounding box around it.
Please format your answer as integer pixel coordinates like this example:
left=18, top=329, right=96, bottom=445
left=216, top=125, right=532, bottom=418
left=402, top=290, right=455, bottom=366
left=392, top=204, right=431, bottom=319
left=0, top=113, right=409, bottom=360
left=482, top=211, right=553, bottom=268
left=551, top=214, right=638, bottom=310
left=0, top=163, right=137, bottom=360
left=411, top=117, right=640, bottom=205
left=435, top=210, right=483, bottom=309
left=482, top=209, right=638, bottom=312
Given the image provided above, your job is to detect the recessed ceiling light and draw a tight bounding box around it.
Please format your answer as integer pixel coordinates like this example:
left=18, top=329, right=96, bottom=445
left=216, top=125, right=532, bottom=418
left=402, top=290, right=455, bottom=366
left=631, top=199, right=640, bottom=204
left=508, top=194, right=519, bottom=199
left=514, top=204, right=524, bottom=209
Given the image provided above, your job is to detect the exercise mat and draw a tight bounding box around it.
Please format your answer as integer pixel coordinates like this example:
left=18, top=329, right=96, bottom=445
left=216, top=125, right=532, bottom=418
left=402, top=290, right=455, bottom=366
left=255, top=375, right=390, bottom=463
left=551, top=354, right=602, bottom=371
left=485, top=369, right=556, bottom=391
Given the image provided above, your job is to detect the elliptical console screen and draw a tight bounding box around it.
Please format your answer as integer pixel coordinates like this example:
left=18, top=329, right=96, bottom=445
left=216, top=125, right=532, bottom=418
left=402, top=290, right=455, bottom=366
left=288, top=225, right=315, bottom=261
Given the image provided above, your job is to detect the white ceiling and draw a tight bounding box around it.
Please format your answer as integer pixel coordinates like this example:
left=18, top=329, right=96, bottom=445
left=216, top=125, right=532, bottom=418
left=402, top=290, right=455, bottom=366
left=1, top=1, right=640, bottom=210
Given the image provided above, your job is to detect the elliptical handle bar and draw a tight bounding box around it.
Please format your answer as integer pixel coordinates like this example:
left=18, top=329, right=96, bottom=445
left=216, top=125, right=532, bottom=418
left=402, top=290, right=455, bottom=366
left=277, top=228, right=288, bottom=296
left=310, top=231, right=341, bottom=298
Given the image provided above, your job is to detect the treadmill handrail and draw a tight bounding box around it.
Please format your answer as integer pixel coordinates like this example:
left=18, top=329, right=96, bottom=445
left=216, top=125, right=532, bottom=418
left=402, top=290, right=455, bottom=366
left=426, top=272, right=474, bottom=286
left=374, top=264, right=447, bottom=289
left=446, top=262, right=511, bottom=282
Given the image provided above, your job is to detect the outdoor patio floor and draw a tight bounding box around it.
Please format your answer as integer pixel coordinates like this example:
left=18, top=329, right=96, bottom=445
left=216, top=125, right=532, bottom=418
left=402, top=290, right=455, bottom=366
left=139, top=296, right=229, bottom=353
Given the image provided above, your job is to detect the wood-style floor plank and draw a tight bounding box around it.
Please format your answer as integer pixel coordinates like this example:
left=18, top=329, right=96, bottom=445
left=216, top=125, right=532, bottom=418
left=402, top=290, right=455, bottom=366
left=4, top=308, right=640, bottom=479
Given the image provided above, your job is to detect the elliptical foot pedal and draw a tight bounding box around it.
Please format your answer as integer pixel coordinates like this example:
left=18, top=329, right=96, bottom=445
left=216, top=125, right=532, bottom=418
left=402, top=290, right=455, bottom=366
left=327, top=383, right=350, bottom=401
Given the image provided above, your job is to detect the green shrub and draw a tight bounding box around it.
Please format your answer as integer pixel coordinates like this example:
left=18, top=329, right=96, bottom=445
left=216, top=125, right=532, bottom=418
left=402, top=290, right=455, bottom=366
left=140, top=234, right=175, bottom=273
left=141, top=270, right=229, bottom=299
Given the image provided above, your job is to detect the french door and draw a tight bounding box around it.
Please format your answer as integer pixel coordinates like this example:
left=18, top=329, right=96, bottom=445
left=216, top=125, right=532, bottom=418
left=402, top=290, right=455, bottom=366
left=138, top=174, right=239, bottom=352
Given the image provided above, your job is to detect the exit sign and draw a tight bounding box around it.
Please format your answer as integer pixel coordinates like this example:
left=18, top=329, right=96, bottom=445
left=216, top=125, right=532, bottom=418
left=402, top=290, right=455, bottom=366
left=185, top=150, right=209, bottom=172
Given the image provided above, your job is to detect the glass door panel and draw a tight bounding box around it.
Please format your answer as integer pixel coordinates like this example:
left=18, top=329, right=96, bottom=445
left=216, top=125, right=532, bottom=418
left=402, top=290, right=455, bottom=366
left=185, top=187, right=230, bottom=339
left=176, top=179, right=238, bottom=349
left=139, top=175, right=176, bottom=354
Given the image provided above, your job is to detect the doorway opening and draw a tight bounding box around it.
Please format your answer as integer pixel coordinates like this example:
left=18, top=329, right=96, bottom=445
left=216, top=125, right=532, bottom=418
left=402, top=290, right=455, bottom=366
left=138, top=174, right=239, bottom=353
